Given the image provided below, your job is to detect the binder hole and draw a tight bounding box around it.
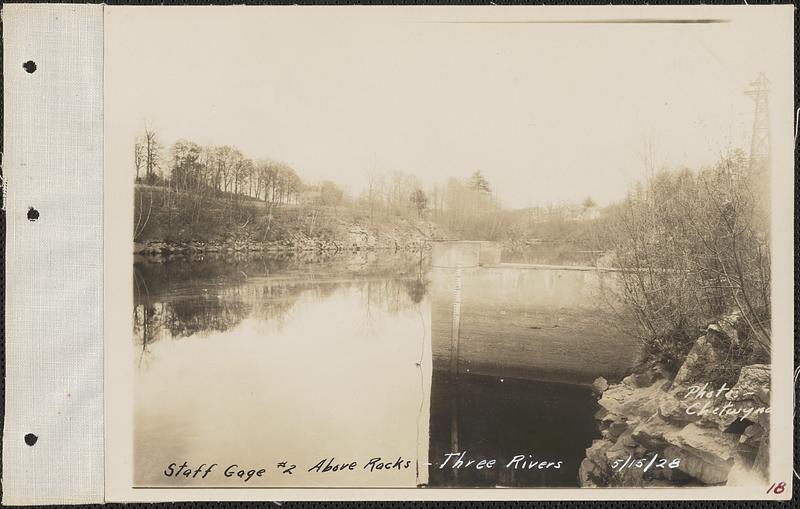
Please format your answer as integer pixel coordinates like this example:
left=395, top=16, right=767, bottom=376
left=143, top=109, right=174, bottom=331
left=27, top=207, right=39, bottom=222
left=23, top=61, right=37, bottom=73
left=24, top=433, right=38, bottom=446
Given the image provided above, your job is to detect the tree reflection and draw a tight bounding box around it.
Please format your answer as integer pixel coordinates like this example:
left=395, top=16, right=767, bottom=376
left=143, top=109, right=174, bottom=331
left=403, top=276, right=429, bottom=304
left=133, top=251, right=432, bottom=362
left=165, top=294, right=252, bottom=338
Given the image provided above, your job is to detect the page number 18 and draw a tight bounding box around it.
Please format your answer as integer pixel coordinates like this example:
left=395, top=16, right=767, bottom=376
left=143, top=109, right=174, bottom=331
left=767, top=482, right=786, bottom=494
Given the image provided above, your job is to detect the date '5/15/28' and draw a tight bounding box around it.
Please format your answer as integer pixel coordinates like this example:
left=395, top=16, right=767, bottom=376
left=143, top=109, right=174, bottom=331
left=610, top=454, right=680, bottom=473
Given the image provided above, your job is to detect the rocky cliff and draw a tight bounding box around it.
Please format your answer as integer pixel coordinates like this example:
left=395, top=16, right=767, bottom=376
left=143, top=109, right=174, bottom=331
left=134, top=221, right=441, bottom=255
left=579, top=313, right=771, bottom=488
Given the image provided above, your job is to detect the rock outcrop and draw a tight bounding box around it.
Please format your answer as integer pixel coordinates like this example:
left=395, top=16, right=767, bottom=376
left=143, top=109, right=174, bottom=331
left=578, top=313, right=771, bottom=488
left=134, top=221, right=439, bottom=256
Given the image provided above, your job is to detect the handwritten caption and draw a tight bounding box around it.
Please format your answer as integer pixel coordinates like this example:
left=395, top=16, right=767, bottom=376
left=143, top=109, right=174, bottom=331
left=163, top=457, right=410, bottom=482
left=683, top=382, right=770, bottom=421
left=162, top=451, right=565, bottom=483
left=610, top=453, right=680, bottom=473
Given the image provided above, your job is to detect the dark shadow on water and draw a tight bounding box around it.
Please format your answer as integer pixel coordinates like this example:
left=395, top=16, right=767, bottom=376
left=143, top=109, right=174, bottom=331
left=427, top=370, right=599, bottom=487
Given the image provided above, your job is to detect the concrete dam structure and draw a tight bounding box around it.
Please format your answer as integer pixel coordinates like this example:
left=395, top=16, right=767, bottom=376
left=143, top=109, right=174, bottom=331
left=430, top=241, right=641, bottom=384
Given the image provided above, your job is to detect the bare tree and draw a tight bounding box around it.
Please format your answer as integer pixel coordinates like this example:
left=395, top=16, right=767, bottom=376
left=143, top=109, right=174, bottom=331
left=143, top=125, right=162, bottom=184
left=364, top=169, right=385, bottom=224
left=411, top=188, right=428, bottom=218
left=134, top=137, right=145, bottom=183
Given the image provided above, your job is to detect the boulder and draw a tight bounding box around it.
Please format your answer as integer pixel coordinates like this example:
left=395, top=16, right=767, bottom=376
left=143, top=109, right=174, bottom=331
left=707, top=313, right=740, bottom=344
left=662, top=463, right=692, bottom=483
left=622, top=369, right=664, bottom=389
left=658, top=392, right=701, bottom=425
left=727, top=364, right=770, bottom=402
left=598, top=409, right=622, bottom=425
left=696, top=397, right=767, bottom=431
left=632, top=414, right=682, bottom=450
left=585, top=439, right=614, bottom=467
left=605, top=433, right=637, bottom=463
left=621, top=374, right=638, bottom=388
left=598, top=379, right=670, bottom=419
left=579, top=440, right=615, bottom=487
left=673, top=335, right=725, bottom=387
left=578, top=457, right=603, bottom=487
left=579, top=323, right=772, bottom=489
left=592, top=377, right=609, bottom=395
left=664, top=445, right=731, bottom=485
left=739, top=424, right=764, bottom=445
left=664, top=423, right=739, bottom=465
left=609, top=420, right=629, bottom=438
left=619, top=429, right=638, bottom=448
left=662, top=423, right=739, bottom=484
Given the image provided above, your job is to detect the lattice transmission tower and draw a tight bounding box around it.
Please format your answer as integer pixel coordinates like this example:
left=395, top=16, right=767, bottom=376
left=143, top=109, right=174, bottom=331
left=744, top=73, right=771, bottom=173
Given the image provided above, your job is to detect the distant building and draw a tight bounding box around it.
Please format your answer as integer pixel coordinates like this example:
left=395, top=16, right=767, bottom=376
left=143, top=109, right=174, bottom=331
left=578, top=205, right=601, bottom=221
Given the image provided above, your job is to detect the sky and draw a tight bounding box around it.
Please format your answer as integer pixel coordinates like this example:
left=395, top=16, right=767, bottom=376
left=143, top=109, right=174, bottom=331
left=105, top=6, right=793, bottom=209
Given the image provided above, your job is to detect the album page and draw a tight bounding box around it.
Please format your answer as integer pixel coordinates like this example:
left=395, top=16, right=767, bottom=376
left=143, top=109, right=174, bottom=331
left=3, top=3, right=795, bottom=505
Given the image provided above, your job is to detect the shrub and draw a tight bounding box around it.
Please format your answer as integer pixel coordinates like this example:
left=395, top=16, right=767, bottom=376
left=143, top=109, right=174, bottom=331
left=604, top=150, right=771, bottom=368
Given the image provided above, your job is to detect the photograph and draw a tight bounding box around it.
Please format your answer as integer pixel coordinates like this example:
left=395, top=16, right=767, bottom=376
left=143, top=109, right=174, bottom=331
left=103, top=5, right=792, bottom=497
left=1, top=4, right=792, bottom=505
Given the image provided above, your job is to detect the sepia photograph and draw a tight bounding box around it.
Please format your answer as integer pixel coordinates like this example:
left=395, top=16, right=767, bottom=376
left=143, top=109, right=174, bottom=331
left=100, top=5, right=793, bottom=499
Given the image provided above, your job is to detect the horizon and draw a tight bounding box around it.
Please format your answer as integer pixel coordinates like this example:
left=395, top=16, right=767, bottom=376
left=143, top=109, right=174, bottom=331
left=133, top=127, right=753, bottom=211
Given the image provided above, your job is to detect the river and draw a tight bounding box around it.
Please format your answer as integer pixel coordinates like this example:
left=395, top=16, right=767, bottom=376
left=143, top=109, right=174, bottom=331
left=133, top=249, right=639, bottom=488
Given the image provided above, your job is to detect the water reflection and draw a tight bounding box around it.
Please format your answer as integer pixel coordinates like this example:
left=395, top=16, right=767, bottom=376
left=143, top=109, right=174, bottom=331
left=428, top=372, right=599, bottom=487
left=425, top=261, right=634, bottom=488
left=430, top=264, right=637, bottom=384
left=134, top=251, right=430, bottom=366
left=133, top=251, right=432, bottom=487
left=501, top=244, right=605, bottom=267
left=133, top=250, right=632, bottom=489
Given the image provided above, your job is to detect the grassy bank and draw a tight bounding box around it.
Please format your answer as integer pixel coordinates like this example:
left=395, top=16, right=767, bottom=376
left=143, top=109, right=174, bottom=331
left=133, top=184, right=443, bottom=252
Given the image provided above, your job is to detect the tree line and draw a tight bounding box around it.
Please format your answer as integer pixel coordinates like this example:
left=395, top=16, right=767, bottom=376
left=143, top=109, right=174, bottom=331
left=135, top=128, right=302, bottom=205
left=134, top=127, right=518, bottom=240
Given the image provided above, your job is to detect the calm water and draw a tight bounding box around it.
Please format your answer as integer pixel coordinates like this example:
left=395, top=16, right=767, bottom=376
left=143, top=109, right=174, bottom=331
left=501, top=244, right=606, bottom=266
left=133, top=250, right=636, bottom=488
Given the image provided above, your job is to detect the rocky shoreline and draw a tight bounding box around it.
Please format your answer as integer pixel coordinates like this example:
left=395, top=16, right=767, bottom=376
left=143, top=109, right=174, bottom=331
left=580, top=312, right=770, bottom=488
left=134, top=226, right=433, bottom=255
